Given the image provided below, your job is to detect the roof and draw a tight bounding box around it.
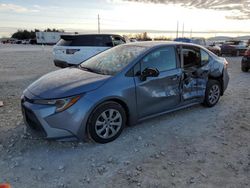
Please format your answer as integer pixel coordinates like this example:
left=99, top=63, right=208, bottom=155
left=60, top=34, right=124, bottom=40
left=123, top=41, right=204, bottom=48
left=61, top=34, right=122, bottom=37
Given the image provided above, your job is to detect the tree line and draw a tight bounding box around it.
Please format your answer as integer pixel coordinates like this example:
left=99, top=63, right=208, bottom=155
left=11, top=28, right=64, bottom=40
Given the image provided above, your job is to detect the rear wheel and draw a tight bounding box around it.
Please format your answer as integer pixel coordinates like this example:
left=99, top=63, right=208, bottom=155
left=87, top=101, right=126, bottom=143
left=204, top=80, right=221, bottom=107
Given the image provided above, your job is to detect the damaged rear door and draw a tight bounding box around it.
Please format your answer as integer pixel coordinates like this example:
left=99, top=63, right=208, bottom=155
left=181, top=45, right=210, bottom=101
left=135, top=46, right=182, bottom=119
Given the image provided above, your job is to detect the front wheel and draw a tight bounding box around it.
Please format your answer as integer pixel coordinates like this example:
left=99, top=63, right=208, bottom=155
left=87, top=101, right=126, bottom=144
left=204, top=80, right=221, bottom=107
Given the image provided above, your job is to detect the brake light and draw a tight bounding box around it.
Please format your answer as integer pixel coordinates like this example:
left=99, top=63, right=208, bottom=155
left=66, top=49, right=80, bottom=54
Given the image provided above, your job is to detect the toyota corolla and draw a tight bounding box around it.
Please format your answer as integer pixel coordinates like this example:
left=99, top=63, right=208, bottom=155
left=21, top=42, right=229, bottom=143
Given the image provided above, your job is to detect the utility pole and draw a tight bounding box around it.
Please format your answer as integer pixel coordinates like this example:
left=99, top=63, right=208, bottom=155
left=98, top=14, right=100, bottom=34
left=182, top=23, right=184, bottom=38
left=176, top=21, right=179, bottom=38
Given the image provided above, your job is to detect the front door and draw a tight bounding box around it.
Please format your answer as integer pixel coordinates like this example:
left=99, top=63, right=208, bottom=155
left=135, top=46, right=182, bottom=119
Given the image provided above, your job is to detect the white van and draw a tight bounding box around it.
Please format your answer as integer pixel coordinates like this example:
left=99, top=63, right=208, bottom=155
left=53, top=34, right=126, bottom=68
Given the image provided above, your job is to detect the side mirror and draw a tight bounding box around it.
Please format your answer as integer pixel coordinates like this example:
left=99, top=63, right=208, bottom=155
left=140, top=67, right=159, bottom=81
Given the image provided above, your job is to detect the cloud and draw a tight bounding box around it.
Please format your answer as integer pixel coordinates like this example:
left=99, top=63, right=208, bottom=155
left=33, top=5, right=41, bottom=9
left=124, top=0, right=250, bottom=20
left=0, top=3, right=40, bottom=13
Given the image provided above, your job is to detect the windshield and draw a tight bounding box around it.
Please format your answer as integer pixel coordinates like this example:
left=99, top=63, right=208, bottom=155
left=80, top=45, right=148, bottom=75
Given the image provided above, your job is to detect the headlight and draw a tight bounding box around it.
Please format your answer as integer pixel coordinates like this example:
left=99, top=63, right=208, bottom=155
left=34, top=96, right=81, bottom=113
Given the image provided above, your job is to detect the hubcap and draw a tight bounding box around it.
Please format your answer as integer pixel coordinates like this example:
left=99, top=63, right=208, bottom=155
left=208, top=85, right=220, bottom=104
left=95, top=109, right=122, bottom=139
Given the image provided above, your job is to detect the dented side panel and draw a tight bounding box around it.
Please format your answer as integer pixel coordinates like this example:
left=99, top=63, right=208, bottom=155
left=182, top=63, right=210, bottom=100
left=135, top=68, right=182, bottom=118
left=181, top=55, right=225, bottom=101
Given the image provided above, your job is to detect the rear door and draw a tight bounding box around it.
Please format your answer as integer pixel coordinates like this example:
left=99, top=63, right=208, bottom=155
left=134, top=46, right=182, bottom=119
left=181, top=45, right=210, bottom=100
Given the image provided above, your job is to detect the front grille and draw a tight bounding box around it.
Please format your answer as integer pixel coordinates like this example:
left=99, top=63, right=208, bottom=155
left=22, top=105, right=47, bottom=137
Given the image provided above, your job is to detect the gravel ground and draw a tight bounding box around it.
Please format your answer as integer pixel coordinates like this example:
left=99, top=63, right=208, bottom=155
left=0, top=44, right=249, bottom=188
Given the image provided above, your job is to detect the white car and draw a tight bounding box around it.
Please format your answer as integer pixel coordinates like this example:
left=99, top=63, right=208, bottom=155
left=53, top=34, right=126, bottom=68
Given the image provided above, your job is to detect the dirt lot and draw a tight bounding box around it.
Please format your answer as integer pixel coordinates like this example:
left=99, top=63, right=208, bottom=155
left=0, top=44, right=249, bottom=188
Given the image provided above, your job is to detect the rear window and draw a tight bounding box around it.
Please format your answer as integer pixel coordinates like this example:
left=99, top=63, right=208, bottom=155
left=57, top=35, right=113, bottom=47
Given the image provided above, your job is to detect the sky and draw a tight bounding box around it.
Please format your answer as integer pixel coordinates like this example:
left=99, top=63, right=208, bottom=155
left=1, top=0, right=250, bottom=38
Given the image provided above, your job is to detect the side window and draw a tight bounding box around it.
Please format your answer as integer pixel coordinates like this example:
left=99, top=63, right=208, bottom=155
left=141, top=47, right=177, bottom=72
left=182, top=46, right=201, bottom=68
left=93, top=36, right=113, bottom=47
left=201, top=50, right=209, bottom=65
left=70, top=36, right=113, bottom=47
left=112, top=36, right=125, bottom=46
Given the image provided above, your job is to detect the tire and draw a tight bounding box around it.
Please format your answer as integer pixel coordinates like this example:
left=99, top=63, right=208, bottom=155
left=87, top=101, right=126, bottom=144
left=204, top=80, right=221, bottom=107
left=241, top=66, right=248, bottom=72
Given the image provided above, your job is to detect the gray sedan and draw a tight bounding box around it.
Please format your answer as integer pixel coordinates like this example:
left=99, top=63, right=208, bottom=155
left=21, top=42, right=229, bottom=143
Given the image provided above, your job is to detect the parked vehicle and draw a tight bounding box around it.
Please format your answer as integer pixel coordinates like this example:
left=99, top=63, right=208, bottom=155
left=29, top=39, right=37, bottom=45
left=15, top=40, right=22, bottom=44
left=241, top=48, right=250, bottom=72
left=221, top=40, right=248, bottom=56
left=130, top=38, right=138, bottom=42
left=174, top=37, right=221, bottom=56
left=21, top=42, right=229, bottom=143
left=206, top=43, right=221, bottom=56
left=53, top=34, right=126, bottom=68
left=36, top=31, right=64, bottom=45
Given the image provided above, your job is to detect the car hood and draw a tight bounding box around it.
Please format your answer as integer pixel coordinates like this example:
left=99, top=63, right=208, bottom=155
left=27, top=67, right=110, bottom=99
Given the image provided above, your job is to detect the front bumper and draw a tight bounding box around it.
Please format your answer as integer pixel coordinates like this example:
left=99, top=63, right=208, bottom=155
left=21, top=93, right=94, bottom=141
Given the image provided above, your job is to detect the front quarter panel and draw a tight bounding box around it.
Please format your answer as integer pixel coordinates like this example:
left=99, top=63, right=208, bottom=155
left=76, top=74, right=137, bottom=140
